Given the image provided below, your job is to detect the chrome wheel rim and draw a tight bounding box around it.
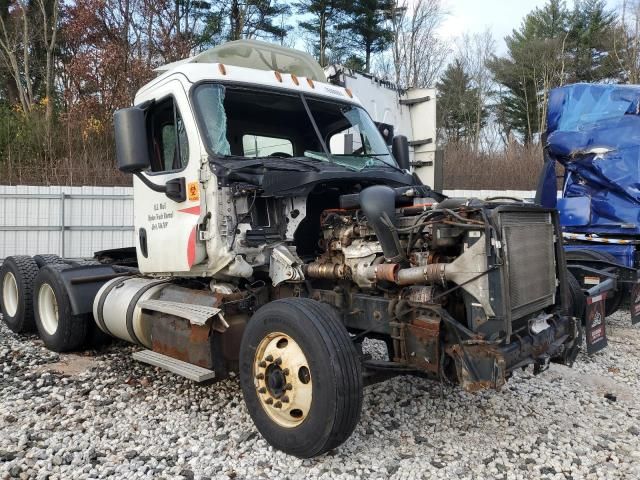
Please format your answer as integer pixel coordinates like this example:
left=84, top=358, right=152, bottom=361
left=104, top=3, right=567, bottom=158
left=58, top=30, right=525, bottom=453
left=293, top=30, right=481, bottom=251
left=2, top=272, right=18, bottom=317
left=38, top=283, right=59, bottom=335
left=253, top=332, right=312, bottom=428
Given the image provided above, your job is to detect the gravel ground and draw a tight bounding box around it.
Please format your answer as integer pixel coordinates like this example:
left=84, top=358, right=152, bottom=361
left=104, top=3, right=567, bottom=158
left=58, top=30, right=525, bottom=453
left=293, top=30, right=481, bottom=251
left=1, top=311, right=639, bottom=480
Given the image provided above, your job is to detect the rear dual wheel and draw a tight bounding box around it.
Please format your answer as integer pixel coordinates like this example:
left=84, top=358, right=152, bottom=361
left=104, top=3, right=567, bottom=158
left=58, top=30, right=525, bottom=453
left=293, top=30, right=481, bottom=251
left=0, top=256, right=39, bottom=333
left=239, top=298, right=363, bottom=458
left=33, top=265, right=89, bottom=352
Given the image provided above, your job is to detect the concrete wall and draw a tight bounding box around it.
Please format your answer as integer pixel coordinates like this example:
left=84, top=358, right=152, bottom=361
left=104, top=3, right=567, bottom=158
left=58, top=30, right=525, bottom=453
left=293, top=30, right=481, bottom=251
left=0, top=186, right=537, bottom=260
left=0, top=186, right=134, bottom=259
left=442, top=190, right=536, bottom=200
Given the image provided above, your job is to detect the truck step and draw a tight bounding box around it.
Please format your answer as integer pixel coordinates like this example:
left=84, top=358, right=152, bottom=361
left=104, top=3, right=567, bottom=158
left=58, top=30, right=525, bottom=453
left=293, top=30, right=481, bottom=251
left=132, top=350, right=215, bottom=382
left=138, top=299, right=225, bottom=327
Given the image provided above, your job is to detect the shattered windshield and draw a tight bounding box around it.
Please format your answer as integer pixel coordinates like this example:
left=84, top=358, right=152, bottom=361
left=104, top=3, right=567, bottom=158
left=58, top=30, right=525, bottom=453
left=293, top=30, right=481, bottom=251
left=192, top=83, right=397, bottom=170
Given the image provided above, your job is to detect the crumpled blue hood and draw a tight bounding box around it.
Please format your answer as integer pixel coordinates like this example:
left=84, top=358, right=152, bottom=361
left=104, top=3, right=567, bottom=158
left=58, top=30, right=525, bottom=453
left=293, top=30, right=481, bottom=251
left=543, top=83, right=640, bottom=235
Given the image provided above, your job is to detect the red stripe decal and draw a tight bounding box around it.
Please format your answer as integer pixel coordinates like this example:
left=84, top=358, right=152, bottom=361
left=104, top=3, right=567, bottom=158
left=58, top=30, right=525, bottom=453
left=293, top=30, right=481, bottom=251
left=178, top=206, right=201, bottom=215
left=187, top=227, right=196, bottom=268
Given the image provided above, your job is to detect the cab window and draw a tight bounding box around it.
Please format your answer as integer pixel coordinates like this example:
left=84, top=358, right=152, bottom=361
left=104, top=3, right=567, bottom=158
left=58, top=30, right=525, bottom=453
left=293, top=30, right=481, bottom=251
left=147, top=97, right=189, bottom=172
left=242, top=134, right=293, bottom=157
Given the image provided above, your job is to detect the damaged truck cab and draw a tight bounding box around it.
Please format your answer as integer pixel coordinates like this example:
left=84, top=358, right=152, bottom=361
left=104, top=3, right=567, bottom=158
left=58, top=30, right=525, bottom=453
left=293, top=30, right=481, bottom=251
left=0, top=40, right=581, bottom=458
left=538, top=83, right=640, bottom=329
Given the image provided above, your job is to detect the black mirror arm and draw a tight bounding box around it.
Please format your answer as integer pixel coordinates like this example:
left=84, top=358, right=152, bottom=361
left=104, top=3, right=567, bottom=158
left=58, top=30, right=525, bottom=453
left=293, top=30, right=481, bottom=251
left=134, top=172, right=165, bottom=193
left=134, top=172, right=186, bottom=203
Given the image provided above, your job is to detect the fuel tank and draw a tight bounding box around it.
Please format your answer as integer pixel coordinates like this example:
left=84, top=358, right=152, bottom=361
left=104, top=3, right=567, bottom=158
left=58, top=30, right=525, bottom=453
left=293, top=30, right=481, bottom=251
left=93, top=277, right=168, bottom=348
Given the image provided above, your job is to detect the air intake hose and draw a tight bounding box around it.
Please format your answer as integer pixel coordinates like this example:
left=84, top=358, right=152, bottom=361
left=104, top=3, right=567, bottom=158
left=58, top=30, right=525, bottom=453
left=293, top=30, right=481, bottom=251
left=359, top=185, right=405, bottom=263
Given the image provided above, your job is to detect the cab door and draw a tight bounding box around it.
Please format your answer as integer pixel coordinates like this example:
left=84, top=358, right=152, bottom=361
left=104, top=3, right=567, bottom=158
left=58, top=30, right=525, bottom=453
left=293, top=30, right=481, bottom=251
left=133, top=82, right=205, bottom=274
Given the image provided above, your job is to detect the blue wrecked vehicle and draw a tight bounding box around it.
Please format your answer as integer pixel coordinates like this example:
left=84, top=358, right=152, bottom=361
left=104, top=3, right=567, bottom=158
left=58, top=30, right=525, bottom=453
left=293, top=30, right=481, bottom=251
left=537, top=83, right=640, bottom=336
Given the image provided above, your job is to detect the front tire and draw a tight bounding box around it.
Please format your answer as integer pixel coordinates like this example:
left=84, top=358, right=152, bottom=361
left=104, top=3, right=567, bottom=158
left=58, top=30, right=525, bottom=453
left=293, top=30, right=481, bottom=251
left=239, top=298, right=363, bottom=458
left=0, top=256, right=39, bottom=333
left=33, top=265, right=89, bottom=352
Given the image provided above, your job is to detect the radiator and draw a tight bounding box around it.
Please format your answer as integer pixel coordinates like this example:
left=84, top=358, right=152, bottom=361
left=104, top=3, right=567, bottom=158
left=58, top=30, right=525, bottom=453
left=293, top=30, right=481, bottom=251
left=500, top=211, right=557, bottom=320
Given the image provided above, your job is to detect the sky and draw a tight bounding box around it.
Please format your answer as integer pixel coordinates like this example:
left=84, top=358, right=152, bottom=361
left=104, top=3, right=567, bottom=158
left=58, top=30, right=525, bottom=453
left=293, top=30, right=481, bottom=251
left=439, top=0, right=622, bottom=55
left=439, top=0, right=550, bottom=53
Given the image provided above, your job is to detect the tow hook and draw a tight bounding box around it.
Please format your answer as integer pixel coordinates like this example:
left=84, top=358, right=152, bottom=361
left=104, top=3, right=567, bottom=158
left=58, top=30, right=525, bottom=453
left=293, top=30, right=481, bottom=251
left=533, top=355, right=551, bottom=375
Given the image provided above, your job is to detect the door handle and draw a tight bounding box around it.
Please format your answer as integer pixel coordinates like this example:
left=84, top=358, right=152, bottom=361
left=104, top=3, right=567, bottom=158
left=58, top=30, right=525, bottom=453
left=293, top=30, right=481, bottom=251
left=164, top=177, right=186, bottom=202
left=139, top=228, right=148, bottom=258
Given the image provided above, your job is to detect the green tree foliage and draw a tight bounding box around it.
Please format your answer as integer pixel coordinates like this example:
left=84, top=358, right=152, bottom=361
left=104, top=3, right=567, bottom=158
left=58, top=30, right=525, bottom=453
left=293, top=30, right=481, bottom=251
left=489, top=0, right=620, bottom=143
left=339, top=0, right=394, bottom=72
left=568, top=0, right=619, bottom=82
left=436, top=59, right=486, bottom=143
left=295, top=0, right=346, bottom=67
left=201, top=0, right=290, bottom=44
left=488, top=0, right=569, bottom=143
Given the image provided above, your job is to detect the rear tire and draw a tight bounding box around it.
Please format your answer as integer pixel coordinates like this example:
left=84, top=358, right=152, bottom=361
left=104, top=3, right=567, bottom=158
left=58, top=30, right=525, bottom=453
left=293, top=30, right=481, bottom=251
left=239, top=298, right=363, bottom=458
left=33, top=254, right=66, bottom=269
left=0, top=256, right=39, bottom=333
left=33, top=264, right=89, bottom=352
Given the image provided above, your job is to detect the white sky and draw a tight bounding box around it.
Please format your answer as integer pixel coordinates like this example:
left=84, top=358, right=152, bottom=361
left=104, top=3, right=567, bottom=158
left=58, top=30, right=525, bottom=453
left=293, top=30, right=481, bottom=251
left=439, top=0, right=549, bottom=53
left=439, top=0, right=621, bottom=55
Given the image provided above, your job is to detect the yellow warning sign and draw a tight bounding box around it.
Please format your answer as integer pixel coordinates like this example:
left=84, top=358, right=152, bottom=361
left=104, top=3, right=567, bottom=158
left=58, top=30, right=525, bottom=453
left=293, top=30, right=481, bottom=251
left=187, top=181, right=200, bottom=201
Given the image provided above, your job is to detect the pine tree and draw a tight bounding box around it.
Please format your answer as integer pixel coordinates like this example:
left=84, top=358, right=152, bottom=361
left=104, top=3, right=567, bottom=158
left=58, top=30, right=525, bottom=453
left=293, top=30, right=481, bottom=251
left=488, top=0, right=621, bottom=143
left=295, top=0, right=346, bottom=67
left=488, top=0, right=570, bottom=143
left=568, top=0, right=619, bottom=82
left=201, top=0, right=290, bottom=44
left=339, top=0, right=394, bottom=72
left=436, top=59, right=485, bottom=143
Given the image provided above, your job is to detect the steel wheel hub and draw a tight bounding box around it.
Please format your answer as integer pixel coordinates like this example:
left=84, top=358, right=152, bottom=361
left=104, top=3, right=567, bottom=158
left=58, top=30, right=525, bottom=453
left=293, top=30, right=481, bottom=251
left=38, top=283, right=59, bottom=335
left=253, top=332, right=312, bottom=428
left=2, top=272, right=18, bottom=317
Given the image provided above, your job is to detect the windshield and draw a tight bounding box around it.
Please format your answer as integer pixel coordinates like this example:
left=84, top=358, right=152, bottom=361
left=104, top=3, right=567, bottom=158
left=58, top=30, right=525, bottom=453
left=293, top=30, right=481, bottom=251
left=192, top=83, right=397, bottom=170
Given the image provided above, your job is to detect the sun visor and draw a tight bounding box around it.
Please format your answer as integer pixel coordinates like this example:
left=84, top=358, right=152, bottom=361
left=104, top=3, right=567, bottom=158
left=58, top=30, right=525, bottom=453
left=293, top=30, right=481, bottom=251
left=188, top=40, right=326, bottom=82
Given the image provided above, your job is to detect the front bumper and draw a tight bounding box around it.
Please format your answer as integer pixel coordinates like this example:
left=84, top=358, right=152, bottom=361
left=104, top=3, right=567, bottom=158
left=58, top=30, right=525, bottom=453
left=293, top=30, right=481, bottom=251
left=449, top=314, right=580, bottom=392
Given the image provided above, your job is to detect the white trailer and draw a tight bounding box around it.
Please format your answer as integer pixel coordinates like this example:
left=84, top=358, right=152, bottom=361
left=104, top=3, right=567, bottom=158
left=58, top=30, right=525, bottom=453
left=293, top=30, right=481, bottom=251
left=325, top=66, right=441, bottom=190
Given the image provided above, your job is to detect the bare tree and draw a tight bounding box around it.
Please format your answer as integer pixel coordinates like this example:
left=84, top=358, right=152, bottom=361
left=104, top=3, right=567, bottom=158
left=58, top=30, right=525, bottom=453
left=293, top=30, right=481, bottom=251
left=614, top=0, right=640, bottom=83
left=390, top=0, right=448, bottom=89
left=457, top=30, right=495, bottom=152
left=0, top=0, right=35, bottom=114
left=37, top=0, right=59, bottom=135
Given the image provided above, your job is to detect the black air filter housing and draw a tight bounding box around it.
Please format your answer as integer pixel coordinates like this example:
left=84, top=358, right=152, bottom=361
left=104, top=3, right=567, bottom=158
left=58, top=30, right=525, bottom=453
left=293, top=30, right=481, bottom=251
left=359, top=185, right=404, bottom=262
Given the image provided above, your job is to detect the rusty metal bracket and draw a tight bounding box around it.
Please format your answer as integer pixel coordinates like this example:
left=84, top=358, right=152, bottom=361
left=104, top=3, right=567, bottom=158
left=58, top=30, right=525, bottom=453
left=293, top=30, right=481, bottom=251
left=140, top=299, right=228, bottom=331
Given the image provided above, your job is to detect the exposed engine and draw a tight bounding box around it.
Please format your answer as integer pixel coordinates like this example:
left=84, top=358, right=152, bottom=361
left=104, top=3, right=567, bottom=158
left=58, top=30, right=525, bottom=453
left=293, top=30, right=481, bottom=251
left=285, top=184, right=576, bottom=390
left=307, top=185, right=489, bottom=293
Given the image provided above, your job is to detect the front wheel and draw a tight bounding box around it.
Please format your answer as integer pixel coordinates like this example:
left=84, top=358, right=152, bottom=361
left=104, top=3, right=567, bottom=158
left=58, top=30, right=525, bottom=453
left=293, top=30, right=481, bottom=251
left=239, top=298, right=363, bottom=458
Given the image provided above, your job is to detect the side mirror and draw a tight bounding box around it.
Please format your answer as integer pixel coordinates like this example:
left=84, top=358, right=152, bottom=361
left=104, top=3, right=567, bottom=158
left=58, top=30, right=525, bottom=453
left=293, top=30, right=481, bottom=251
left=375, top=122, right=394, bottom=146
left=392, top=135, right=410, bottom=171
left=114, top=107, right=151, bottom=173
left=114, top=107, right=187, bottom=203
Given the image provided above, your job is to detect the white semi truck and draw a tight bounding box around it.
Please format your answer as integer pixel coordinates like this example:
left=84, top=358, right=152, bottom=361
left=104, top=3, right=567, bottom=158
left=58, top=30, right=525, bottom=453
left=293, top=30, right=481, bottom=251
left=0, top=40, right=582, bottom=458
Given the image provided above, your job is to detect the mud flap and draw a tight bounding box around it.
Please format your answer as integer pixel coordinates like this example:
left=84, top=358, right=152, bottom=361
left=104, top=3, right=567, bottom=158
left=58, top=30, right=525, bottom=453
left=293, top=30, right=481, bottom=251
left=585, top=293, right=608, bottom=354
left=630, top=282, right=640, bottom=325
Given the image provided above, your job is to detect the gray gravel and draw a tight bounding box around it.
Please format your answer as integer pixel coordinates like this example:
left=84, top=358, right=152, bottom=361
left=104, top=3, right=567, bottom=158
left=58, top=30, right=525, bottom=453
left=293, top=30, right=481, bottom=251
left=1, top=311, right=640, bottom=480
